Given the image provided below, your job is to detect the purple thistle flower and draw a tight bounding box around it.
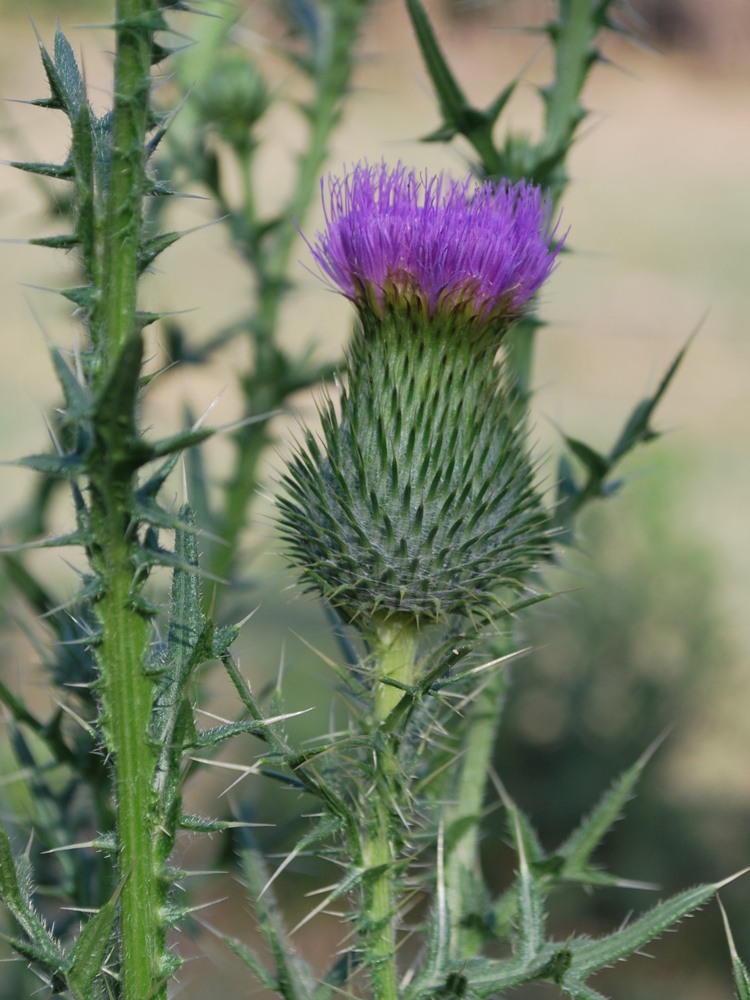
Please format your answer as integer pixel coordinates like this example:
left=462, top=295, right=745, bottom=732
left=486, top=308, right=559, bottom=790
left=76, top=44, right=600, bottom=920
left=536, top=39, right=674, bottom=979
left=306, top=162, right=563, bottom=323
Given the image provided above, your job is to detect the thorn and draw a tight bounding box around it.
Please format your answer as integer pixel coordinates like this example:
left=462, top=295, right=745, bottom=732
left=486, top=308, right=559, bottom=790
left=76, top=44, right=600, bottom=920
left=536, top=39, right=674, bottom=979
left=41, top=839, right=101, bottom=855
left=303, top=881, right=341, bottom=898
left=195, top=708, right=233, bottom=725
left=187, top=757, right=262, bottom=773
left=715, top=867, right=750, bottom=890
left=236, top=604, right=261, bottom=629
left=436, top=819, right=446, bottom=961
left=258, top=844, right=303, bottom=899
left=276, top=641, right=286, bottom=694
left=185, top=896, right=228, bottom=915
left=717, top=896, right=740, bottom=960
left=50, top=694, right=95, bottom=736
left=178, top=869, right=228, bottom=878
left=191, top=388, right=226, bottom=431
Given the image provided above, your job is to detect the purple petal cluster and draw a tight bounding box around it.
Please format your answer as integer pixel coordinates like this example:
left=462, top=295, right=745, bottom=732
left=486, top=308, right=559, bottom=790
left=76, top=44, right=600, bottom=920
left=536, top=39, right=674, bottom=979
left=306, top=162, right=563, bottom=321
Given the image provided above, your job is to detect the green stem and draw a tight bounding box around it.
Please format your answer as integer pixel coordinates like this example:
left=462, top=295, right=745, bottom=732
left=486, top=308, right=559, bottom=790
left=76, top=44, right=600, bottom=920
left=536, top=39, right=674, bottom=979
left=99, top=0, right=151, bottom=372
left=96, top=542, right=159, bottom=1000
left=442, top=5, right=603, bottom=956
left=363, top=617, right=418, bottom=999
left=372, top=616, right=419, bottom=722
left=92, top=3, right=164, bottom=997
left=541, top=0, right=599, bottom=165
left=444, top=666, right=508, bottom=957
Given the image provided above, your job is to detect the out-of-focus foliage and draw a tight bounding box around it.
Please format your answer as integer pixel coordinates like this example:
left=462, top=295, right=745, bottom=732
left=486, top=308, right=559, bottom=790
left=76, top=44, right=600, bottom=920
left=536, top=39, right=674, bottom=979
left=492, top=458, right=749, bottom=996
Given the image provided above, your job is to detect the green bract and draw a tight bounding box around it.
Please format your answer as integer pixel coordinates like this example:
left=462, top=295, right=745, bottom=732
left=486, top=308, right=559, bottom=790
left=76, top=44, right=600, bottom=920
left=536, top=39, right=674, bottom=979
left=279, top=299, right=549, bottom=628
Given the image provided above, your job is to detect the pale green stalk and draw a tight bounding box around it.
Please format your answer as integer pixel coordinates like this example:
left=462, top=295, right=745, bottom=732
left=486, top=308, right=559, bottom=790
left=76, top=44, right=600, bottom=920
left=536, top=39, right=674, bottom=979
left=364, top=618, right=419, bottom=999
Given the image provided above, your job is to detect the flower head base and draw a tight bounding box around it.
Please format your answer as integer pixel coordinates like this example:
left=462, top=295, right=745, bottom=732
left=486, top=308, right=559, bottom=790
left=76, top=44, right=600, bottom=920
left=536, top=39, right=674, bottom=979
left=308, top=162, right=563, bottom=327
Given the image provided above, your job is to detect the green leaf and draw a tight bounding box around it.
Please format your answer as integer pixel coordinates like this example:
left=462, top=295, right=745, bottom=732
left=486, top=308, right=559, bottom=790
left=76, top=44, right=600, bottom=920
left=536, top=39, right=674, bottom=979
left=556, top=736, right=664, bottom=873
left=71, top=100, right=96, bottom=276
left=53, top=27, right=85, bottom=118
left=564, top=882, right=718, bottom=979
left=609, top=329, right=697, bottom=464
left=148, top=425, right=214, bottom=460
left=405, top=0, right=468, bottom=131
left=485, top=79, right=518, bottom=127
left=16, top=452, right=83, bottom=476
left=239, top=839, right=315, bottom=1000
left=138, top=230, right=181, bottom=274
left=50, top=346, right=91, bottom=422
left=510, top=809, right=544, bottom=960
left=0, top=822, right=66, bottom=969
left=29, top=234, right=79, bottom=250
left=564, top=435, right=610, bottom=480
left=65, top=878, right=124, bottom=998
left=11, top=159, right=74, bottom=179
left=434, top=953, right=555, bottom=1000
left=200, top=923, right=278, bottom=991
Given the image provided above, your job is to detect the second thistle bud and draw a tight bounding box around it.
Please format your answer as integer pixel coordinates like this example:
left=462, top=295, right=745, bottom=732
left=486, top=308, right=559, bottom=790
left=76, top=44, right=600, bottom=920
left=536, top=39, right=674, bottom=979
left=279, top=164, right=563, bottom=633
left=195, top=53, right=269, bottom=152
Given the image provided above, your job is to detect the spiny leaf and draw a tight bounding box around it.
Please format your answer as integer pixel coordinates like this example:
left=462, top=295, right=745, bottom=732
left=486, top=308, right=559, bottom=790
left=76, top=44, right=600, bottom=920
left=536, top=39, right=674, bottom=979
left=0, top=822, right=66, bottom=969
left=609, top=329, right=696, bottom=463
left=50, top=346, right=91, bottom=422
left=556, top=736, right=665, bottom=872
left=65, top=878, right=124, bottom=997
left=240, top=838, right=315, bottom=1000
left=509, top=808, right=544, bottom=961
left=53, top=27, right=85, bottom=118
left=29, top=234, right=79, bottom=250
left=564, top=435, right=609, bottom=480
left=138, top=230, right=181, bottom=274
left=11, top=159, right=74, bottom=179
left=200, top=922, right=278, bottom=991
left=564, top=882, right=719, bottom=979
left=16, top=452, right=83, bottom=476
left=405, top=0, right=469, bottom=132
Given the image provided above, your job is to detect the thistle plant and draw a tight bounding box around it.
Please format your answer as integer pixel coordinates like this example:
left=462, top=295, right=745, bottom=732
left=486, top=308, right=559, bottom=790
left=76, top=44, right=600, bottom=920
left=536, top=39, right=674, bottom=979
left=279, top=164, right=560, bottom=632
left=0, top=1, right=747, bottom=999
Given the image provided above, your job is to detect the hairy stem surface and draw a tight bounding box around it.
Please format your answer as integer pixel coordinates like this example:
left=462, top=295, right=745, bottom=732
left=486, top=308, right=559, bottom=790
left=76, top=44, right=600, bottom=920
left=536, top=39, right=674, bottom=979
left=93, top=3, right=163, bottom=997
left=364, top=618, right=418, bottom=999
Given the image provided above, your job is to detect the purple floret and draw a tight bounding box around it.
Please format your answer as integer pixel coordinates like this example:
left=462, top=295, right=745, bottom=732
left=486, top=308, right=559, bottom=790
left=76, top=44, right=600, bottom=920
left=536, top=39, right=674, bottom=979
left=306, top=162, right=564, bottom=322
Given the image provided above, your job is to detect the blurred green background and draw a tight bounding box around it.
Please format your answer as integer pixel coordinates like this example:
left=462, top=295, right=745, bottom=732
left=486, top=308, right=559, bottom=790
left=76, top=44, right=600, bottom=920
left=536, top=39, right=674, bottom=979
left=0, top=1, right=749, bottom=997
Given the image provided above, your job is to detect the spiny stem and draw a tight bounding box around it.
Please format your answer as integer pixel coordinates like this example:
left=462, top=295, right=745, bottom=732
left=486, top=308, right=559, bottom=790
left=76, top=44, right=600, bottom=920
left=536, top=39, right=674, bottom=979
left=99, top=1, right=152, bottom=373
left=93, top=3, right=164, bottom=997
left=363, top=616, right=418, bottom=999
left=95, top=541, right=159, bottom=999
left=372, top=616, right=419, bottom=722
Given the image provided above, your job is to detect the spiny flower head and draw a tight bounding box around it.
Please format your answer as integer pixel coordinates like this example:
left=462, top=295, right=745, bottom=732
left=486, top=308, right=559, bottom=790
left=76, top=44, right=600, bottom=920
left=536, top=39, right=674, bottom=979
left=307, top=162, right=563, bottom=327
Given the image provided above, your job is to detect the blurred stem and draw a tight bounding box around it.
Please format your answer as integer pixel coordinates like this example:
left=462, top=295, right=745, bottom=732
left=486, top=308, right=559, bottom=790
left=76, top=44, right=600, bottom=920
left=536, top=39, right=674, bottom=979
left=444, top=0, right=605, bottom=954
left=363, top=616, right=418, bottom=999
left=207, top=0, right=368, bottom=589
left=540, top=0, right=599, bottom=176
left=445, top=665, right=508, bottom=957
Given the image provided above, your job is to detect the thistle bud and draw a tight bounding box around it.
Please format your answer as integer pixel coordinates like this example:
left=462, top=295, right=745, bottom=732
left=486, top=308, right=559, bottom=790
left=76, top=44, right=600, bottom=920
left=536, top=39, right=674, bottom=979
left=279, top=163, right=563, bottom=632
left=195, top=53, right=269, bottom=152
